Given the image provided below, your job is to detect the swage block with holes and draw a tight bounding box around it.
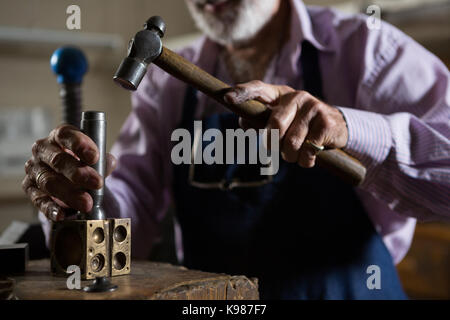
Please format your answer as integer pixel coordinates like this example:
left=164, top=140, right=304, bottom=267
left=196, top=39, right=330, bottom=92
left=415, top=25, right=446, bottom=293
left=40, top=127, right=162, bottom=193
left=50, top=218, right=131, bottom=279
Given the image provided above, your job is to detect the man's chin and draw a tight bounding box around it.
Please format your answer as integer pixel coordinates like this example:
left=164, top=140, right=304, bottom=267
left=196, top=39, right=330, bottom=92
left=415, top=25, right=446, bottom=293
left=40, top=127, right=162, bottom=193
left=193, top=0, right=241, bottom=25
left=193, top=19, right=246, bottom=46
left=202, top=0, right=239, bottom=15
left=186, top=0, right=277, bottom=46
left=187, top=1, right=238, bottom=44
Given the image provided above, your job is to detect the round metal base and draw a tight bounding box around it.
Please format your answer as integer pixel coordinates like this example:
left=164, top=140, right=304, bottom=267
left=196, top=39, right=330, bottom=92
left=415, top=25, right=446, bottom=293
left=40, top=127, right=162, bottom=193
left=83, top=277, right=118, bottom=293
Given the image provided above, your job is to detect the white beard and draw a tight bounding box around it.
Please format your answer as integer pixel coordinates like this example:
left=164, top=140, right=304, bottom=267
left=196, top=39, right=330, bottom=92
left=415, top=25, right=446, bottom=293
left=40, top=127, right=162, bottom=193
left=186, top=0, right=279, bottom=46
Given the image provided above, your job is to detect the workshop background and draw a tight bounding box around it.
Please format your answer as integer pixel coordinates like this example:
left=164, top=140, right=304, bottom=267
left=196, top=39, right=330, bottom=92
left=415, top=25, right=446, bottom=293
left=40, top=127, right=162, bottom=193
left=0, top=0, right=448, bottom=299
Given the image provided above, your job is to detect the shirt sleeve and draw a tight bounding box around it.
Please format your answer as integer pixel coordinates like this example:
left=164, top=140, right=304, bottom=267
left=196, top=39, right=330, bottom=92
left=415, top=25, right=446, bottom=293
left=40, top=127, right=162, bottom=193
left=338, top=24, right=450, bottom=222
left=106, top=66, right=179, bottom=259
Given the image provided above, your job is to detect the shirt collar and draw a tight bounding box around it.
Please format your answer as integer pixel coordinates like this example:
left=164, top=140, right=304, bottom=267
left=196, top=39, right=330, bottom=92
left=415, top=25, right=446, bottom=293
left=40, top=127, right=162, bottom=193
left=290, top=0, right=330, bottom=52
left=273, top=0, right=336, bottom=86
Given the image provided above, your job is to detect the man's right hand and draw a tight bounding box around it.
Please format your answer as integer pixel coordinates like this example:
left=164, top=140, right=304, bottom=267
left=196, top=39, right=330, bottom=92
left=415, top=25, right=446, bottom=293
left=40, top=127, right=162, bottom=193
left=22, top=124, right=117, bottom=221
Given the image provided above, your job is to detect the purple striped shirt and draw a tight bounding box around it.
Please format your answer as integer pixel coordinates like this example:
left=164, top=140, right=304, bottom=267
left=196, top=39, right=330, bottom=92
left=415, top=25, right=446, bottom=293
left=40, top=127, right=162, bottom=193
left=40, top=0, right=450, bottom=264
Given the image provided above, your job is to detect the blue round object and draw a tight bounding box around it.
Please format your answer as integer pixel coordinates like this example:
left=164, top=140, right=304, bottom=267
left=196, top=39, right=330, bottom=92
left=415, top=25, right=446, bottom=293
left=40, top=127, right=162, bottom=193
left=50, top=46, right=88, bottom=84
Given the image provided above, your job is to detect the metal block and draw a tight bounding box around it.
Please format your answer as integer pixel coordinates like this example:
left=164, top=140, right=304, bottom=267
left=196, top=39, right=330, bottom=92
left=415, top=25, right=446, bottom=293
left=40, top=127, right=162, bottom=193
left=50, top=218, right=130, bottom=280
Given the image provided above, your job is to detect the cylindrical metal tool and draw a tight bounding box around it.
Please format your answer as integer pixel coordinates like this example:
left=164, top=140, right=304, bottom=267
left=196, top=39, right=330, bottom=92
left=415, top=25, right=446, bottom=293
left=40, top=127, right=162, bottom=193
left=80, top=111, right=106, bottom=220
left=79, top=111, right=118, bottom=292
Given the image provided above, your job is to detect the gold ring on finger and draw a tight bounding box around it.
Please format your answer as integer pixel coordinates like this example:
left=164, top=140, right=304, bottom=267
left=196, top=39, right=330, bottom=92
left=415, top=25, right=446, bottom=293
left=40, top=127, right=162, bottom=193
left=35, top=169, right=50, bottom=189
left=305, top=139, right=324, bottom=155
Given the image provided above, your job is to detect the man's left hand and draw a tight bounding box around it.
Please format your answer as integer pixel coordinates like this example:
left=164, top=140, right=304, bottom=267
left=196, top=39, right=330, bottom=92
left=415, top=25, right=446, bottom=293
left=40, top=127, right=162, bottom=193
left=224, top=80, right=349, bottom=168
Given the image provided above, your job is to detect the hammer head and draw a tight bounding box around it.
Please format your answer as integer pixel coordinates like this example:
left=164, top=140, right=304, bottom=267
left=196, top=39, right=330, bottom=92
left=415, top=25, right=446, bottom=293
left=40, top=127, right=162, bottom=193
left=113, top=16, right=166, bottom=91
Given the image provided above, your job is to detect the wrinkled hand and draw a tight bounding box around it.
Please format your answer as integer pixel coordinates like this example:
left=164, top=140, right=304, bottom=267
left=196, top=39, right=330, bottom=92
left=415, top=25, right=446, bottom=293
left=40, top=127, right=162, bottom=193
left=224, top=80, right=348, bottom=168
left=22, top=124, right=117, bottom=221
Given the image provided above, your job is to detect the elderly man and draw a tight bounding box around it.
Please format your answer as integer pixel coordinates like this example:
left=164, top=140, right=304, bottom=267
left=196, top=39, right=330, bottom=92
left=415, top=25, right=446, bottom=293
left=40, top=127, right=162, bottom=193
left=23, top=0, right=449, bottom=299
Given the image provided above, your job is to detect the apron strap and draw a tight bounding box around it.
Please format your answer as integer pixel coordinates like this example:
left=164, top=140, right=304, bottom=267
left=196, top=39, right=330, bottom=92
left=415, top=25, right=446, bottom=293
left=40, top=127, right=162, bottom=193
left=179, top=85, right=199, bottom=129
left=300, top=40, right=324, bottom=100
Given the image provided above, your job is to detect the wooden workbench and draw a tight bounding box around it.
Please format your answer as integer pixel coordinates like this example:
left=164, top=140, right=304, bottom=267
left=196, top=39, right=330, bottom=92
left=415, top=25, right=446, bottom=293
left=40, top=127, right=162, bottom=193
left=10, top=259, right=259, bottom=300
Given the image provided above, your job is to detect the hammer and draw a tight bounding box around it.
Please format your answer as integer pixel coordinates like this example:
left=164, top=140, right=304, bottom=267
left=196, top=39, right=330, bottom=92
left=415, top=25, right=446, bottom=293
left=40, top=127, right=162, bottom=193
left=113, top=16, right=366, bottom=186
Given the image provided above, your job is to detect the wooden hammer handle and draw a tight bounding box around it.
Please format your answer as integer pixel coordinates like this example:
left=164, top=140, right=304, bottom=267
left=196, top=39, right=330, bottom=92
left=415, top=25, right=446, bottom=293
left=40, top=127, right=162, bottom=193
left=155, top=46, right=366, bottom=186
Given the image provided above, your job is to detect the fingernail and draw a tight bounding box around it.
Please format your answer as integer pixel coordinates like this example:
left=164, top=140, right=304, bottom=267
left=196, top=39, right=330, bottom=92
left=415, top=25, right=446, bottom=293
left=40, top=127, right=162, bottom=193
left=83, top=149, right=97, bottom=164
left=89, top=176, right=103, bottom=189
left=109, top=156, right=117, bottom=172
left=50, top=209, right=58, bottom=221
left=50, top=208, right=64, bottom=221
left=77, top=195, right=92, bottom=212
left=224, top=91, right=237, bottom=104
